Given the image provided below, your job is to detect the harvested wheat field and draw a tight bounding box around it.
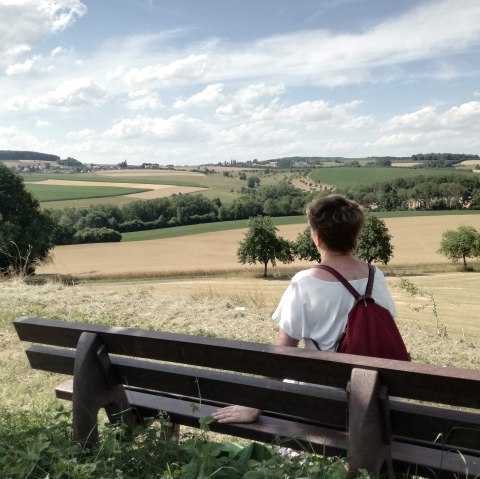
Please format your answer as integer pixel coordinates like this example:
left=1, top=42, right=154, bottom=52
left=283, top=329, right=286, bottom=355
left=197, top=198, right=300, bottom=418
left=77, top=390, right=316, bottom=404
left=94, top=168, right=205, bottom=177
left=38, top=214, right=480, bottom=278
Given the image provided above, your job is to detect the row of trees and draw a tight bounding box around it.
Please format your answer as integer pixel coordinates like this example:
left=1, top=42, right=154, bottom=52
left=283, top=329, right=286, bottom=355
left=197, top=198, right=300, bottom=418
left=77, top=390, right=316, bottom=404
left=345, top=174, right=480, bottom=211
left=49, top=180, right=312, bottom=245
left=237, top=215, right=393, bottom=277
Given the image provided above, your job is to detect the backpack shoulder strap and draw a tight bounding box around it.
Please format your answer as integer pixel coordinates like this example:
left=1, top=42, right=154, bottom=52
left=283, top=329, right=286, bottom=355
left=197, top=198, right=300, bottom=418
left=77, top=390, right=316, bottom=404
left=365, top=264, right=376, bottom=297
left=314, top=264, right=360, bottom=300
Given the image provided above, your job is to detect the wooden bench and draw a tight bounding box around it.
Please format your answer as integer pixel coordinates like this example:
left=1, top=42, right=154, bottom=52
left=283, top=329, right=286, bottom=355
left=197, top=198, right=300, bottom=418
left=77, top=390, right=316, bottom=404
left=14, top=316, right=480, bottom=479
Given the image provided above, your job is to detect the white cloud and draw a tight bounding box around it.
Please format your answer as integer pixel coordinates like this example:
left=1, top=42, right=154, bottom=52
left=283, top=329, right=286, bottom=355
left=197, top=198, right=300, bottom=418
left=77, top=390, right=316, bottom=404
left=112, top=1, right=480, bottom=89
left=51, top=46, right=70, bottom=57
left=66, top=128, right=96, bottom=140
left=441, top=101, right=480, bottom=128
left=381, top=101, right=480, bottom=133
left=5, top=56, right=39, bottom=75
left=4, top=95, right=29, bottom=110
left=36, top=120, right=49, bottom=128
left=220, top=121, right=296, bottom=146
left=373, top=131, right=447, bottom=149
left=380, top=107, right=438, bottom=132
left=126, top=89, right=163, bottom=110
left=0, top=0, right=86, bottom=65
left=123, top=54, right=210, bottom=85
left=233, top=83, right=285, bottom=103
left=174, top=83, right=225, bottom=109
left=374, top=100, right=480, bottom=152
left=30, top=77, right=107, bottom=110
left=103, top=114, right=210, bottom=141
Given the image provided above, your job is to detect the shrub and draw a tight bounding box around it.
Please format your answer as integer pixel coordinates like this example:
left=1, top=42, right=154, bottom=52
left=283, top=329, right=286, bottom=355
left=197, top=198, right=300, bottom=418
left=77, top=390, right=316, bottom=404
left=73, top=227, right=122, bottom=244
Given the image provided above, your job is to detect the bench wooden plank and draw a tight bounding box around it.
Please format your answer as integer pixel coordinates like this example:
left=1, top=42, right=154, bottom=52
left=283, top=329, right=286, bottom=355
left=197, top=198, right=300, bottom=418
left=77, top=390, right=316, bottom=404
left=14, top=316, right=480, bottom=409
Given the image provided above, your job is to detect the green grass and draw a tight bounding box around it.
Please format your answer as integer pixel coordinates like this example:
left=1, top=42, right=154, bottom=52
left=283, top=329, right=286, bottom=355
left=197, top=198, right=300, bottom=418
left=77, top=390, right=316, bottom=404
left=26, top=184, right=149, bottom=202
left=309, top=167, right=474, bottom=189
left=120, top=210, right=480, bottom=242
left=121, top=216, right=306, bottom=242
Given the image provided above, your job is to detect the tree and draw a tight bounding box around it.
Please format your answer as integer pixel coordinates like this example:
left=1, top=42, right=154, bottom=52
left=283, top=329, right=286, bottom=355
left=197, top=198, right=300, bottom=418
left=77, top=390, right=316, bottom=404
left=294, top=227, right=321, bottom=262
left=356, top=215, right=393, bottom=264
left=438, top=225, right=480, bottom=271
left=0, top=163, right=55, bottom=275
left=237, top=216, right=294, bottom=277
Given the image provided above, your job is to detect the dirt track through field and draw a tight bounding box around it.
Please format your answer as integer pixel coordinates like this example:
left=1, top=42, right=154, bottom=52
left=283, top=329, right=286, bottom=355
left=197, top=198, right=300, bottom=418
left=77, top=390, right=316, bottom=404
left=38, top=215, right=480, bottom=278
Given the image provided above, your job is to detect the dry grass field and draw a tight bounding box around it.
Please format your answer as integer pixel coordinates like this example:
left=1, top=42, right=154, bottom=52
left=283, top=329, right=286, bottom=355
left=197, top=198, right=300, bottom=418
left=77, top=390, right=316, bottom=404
left=94, top=168, right=206, bottom=177
left=38, top=214, right=480, bottom=278
left=31, top=213, right=480, bottom=352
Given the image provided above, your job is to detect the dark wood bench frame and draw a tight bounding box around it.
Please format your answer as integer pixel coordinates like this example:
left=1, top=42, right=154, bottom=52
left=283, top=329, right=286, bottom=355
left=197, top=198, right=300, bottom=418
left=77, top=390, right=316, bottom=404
left=14, top=316, right=480, bottom=478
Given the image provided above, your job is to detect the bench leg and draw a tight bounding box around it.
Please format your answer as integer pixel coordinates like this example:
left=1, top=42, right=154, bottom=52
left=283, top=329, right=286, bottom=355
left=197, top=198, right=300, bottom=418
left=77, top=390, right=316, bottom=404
left=347, top=368, right=394, bottom=479
left=73, top=332, right=139, bottom=446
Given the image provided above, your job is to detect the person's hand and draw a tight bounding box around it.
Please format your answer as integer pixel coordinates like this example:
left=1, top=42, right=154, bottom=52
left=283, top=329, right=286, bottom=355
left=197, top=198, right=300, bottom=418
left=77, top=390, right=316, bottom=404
left=211, top=405, right=261, bottom=423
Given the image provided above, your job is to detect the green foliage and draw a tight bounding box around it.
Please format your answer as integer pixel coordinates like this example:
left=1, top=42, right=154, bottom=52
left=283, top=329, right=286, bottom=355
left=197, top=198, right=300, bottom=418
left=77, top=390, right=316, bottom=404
left=294, top=227, right=321, bottom=262
left=0, top=163, right=55, bottom=275
left=438, top=225, right=480, bottom=270
left=0, top=404, right=351, bottom=479
left=356, top=215, right=393, bottom=264
left=73, top=227, right=122, bottom=244
left=346, top=173, right=478, bottom=211
left=237, top=216, right=294, bottom=277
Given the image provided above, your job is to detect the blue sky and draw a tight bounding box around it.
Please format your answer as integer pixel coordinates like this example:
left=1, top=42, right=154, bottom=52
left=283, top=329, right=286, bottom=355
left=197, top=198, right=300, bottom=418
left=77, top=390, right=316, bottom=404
left=1, top=0, right=480, bottom=165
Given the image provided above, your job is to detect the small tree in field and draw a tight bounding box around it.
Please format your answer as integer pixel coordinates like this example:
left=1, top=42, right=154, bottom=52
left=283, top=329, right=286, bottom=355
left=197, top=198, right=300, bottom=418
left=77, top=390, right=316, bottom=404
left=237, top=216, right=294, bottom=277
left=294, top=227, right=321, bottom=262
left=438, top=225, right=480, bottom=271
left=356, top=215, right=393, bottom=264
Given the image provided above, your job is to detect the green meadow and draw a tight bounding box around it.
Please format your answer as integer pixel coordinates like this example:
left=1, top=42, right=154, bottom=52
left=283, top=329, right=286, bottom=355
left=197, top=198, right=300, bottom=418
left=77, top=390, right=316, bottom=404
left=309, top=166, right=475, bottom=188
left=120, top=210, right=480, bottom=242
left=25, top=183, right=149, bottom=202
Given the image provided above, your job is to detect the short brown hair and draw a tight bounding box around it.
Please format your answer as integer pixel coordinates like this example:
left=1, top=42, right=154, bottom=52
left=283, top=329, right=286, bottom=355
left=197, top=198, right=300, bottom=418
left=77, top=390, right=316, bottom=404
left=306, top=195, right=364, bottom=253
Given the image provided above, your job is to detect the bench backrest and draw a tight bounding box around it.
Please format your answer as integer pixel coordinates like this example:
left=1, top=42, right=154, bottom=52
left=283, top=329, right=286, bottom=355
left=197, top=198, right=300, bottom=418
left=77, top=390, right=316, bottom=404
left=14, top=315, right=480, bottom=410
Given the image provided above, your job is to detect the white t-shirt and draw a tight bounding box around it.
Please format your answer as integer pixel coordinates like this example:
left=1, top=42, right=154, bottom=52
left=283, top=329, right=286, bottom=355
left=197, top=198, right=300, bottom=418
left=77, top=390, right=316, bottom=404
left=272, top=267, right=397, bottom=352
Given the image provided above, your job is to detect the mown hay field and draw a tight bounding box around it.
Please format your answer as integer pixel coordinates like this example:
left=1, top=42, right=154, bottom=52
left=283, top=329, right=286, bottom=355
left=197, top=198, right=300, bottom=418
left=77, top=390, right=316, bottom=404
left=39, top=214, right=480, bottom=278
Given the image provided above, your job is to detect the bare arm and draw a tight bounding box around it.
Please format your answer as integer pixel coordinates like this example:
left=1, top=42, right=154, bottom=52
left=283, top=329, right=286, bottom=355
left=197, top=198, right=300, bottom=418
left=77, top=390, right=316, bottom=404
left=275, top=329, right=299, bottom=347
left=211, top=329, right=299, bottom=424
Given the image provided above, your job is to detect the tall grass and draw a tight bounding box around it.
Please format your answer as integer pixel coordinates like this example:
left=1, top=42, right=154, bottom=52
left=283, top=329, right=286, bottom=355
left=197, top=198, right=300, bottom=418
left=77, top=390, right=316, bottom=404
left=0, top=402, right=350, bottom=478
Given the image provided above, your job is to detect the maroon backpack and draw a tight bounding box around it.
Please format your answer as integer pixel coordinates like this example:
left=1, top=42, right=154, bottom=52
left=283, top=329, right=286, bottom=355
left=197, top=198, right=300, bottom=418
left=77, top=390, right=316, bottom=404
left=312, top=264, right=410, bottom=361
